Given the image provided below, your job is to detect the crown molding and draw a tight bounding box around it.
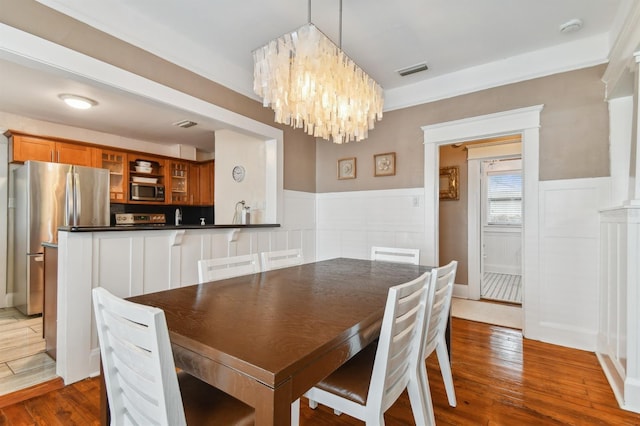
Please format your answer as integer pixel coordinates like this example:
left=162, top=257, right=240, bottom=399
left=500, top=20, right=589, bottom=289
left=602, top=1, right=640, bottom=99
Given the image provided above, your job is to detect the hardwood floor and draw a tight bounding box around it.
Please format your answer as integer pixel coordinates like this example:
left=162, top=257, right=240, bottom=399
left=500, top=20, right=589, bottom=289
left=1, top=318, right=639, bottom=425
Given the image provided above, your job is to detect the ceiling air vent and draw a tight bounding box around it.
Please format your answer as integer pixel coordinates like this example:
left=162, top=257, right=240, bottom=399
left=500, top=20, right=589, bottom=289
left=173, top=119, right=198, bottom=128
left=397, top=63, right=428, bottom=77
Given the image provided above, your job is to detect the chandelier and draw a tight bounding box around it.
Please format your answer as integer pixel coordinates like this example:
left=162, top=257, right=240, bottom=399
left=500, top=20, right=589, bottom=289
left=252, top=1, right=383, bottom=144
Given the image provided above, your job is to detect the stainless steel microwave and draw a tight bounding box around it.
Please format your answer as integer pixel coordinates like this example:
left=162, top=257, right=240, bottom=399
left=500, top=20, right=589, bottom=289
left=130, top=182, right=165, bottom=202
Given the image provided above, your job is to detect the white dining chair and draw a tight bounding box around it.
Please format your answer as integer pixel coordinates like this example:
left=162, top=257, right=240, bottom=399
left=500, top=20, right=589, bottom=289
left=417, top=260, right=458, bottom=424
left=260, top=248, right=303, bottom=271
left=370, top=246, right=420, bottom=265
left=303, top=270, right=436, bottom=426
left=197, top=253, right=260, bottom=283
left=92, top=287, right=254, bottom=426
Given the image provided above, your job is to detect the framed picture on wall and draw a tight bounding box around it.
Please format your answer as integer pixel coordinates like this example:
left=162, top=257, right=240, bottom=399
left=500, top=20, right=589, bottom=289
left=374, top=152, right=396, bottom=177
left=439, top=166, right=459, bottom=200
left=337, top=157, right=356, bottom=179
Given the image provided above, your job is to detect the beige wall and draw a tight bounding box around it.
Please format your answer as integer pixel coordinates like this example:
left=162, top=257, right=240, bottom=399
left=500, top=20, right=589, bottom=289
left=0, top=0, right=317, bottom=193
left=439, top=145, right=469, bottom=285
left=316, top=65, right=610, bottom=192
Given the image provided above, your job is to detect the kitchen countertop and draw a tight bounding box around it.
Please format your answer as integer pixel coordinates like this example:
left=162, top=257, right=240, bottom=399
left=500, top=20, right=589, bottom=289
left=59, top=224, right=280, bottom=232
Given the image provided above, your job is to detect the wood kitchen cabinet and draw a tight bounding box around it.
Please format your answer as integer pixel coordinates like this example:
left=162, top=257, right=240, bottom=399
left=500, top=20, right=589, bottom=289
left=189, top=160, right=214, bottom=205
left=169, top=160, right=189, bottom=204
left=8, top=132, right=95, bottom=166
left=128, top=155, right=167, bottom=204
left=97, top=149, right=128, bottom=203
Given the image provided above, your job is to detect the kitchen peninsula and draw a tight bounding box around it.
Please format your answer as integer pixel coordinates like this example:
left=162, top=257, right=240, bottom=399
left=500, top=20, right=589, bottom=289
left=55, top=223, right=282, bottom=385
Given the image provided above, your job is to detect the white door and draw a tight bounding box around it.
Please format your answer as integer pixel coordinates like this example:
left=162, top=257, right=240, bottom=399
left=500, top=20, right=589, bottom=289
left=479, top=158, right=523, bottom=304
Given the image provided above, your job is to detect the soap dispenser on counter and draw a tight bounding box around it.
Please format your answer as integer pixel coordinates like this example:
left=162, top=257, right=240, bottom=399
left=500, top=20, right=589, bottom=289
left=174, top=208, right=182, bottom=226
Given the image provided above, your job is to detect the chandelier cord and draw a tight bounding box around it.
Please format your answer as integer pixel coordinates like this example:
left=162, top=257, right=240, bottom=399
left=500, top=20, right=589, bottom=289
left=339, top=0, right=343, bottom=48
left=307, top=0, right=311, bottom=23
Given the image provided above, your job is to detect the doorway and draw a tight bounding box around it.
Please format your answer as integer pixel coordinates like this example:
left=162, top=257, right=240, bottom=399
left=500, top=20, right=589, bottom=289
left=477, top=156, right=522, bottom=305
left=423, top=105, right=544, bottom=334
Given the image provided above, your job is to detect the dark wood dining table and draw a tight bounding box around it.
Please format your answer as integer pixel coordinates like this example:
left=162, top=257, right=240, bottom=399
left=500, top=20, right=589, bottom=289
left=103, top=257, right=431, bottom=426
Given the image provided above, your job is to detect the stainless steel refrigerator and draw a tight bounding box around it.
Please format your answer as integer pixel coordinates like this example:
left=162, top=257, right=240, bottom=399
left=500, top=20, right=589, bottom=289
left=13, top=161, right=110, bottom=315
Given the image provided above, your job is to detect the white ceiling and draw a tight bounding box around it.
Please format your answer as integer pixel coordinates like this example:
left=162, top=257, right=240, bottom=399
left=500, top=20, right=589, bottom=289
left=0, top=0, right=632, bottom=150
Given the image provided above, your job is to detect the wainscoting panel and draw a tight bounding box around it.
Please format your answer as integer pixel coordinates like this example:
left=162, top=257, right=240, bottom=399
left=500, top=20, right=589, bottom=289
left=483, top=228, right=522, bottom=275
left=598, top=206, right=640, bottom=414
left=317, top=188, right=426, bottom=263
left=529, top=177, right=610, bottom=351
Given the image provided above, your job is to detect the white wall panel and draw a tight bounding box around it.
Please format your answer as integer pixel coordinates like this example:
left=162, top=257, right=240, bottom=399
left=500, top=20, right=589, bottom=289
left=599, top=207, right=640, bottom=413
left=317, top=188, right=426, bottom=263
left=532, top=177, right=610, bottom=350
left=95, top=236, right=135, bottom=297
left=143, top=234, right=171, bottom=294
left=483, top=229, right=522, bottom=274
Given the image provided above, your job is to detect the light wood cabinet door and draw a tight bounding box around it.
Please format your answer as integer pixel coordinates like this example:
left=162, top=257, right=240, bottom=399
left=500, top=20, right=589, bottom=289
left=199, top=160, right=214, bottom=206
left=169, top=161, right=190, bottom=204
left=10, top=134, right=95, bottom=166
left=189, top=161, right=214, bottom=206
left=188, top=163, right=200, bottom=205
left=98, top=149, right=128, bottom=203
left=55, top=141, right=95, bottom=166
left=11, top=134, right=55, bottom=162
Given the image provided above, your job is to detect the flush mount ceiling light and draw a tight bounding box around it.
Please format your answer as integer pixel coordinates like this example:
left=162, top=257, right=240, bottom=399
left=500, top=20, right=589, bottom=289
left=58, top=94, right=98, bottom=110
left=253, top=0, right=383, bottom=144
left=559, top=18, right=583, bottom=34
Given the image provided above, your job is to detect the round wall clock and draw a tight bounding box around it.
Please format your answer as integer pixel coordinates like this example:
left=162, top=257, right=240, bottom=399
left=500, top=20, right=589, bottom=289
left=232, top=165, right=246, bottom=182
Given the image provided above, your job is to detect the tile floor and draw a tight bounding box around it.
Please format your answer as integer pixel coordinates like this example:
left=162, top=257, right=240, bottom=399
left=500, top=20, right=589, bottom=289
left=0, top=307, right=56, bottom=396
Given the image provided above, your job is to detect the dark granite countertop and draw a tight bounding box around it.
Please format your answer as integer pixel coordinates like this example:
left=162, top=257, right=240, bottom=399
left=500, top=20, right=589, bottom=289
left=59, top=224, right=280, bottom=232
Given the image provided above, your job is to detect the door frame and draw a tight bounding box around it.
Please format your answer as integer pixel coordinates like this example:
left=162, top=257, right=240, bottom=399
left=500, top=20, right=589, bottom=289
left=469, top=155, right=522, bottom=300
left=422, top=105, right=543, bottom=336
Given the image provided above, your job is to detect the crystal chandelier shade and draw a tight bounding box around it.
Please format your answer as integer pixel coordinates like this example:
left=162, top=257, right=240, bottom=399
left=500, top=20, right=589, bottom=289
left=253, top=23, right=383, bottom=144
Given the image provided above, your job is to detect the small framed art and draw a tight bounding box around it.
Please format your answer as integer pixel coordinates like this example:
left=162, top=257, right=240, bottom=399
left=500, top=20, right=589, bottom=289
left=439, top=166, right=459, bottom=200
left=337, top=157, right=356, bottom=179
left=374, top=152, right=396, bottom=177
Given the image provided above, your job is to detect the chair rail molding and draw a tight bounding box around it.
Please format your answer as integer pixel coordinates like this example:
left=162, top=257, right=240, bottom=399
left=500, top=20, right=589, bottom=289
left=602, top=1, right=640, bottom=100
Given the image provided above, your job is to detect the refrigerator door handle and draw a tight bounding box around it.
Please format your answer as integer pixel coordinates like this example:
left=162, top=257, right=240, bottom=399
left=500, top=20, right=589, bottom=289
left=65, top=171, right=74, bottom=226
left=73, top=172, right=81, bottom=226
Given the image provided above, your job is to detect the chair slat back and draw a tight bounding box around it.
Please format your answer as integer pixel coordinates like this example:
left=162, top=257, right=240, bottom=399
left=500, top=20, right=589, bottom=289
left=260, top=248, right=303, bottom=271
left=371, top=246, right=420, bottom=265
left=368, top=270, right=436, bottom=413
left=198, top=253, right=260, bottom=283
left=92, top=287, right=186, bottom=426
left=423, top=261, right=457, bottom=356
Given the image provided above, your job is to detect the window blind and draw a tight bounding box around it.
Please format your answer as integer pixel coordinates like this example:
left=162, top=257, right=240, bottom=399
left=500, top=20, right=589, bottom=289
left=487, top=172, right=522, bottom=225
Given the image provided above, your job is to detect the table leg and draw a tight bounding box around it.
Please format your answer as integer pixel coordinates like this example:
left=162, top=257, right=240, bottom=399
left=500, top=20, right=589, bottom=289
left=253, top=380, right=293, bottom=426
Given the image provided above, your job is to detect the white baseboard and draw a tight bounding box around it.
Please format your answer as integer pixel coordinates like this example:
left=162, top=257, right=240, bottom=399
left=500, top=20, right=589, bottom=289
left=452, top=283, right=469, bottom=299
left=4, top=292, right=14, bottom=308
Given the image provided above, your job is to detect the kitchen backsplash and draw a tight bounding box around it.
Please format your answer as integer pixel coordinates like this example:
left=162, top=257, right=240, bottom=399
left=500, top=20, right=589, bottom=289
left=110, top=203, right=214, bottom=226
